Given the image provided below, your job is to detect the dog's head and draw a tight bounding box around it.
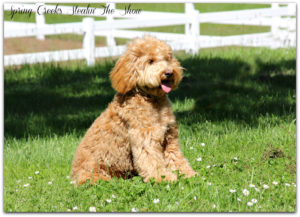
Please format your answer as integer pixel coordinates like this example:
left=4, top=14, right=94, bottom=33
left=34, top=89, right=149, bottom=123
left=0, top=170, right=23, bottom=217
left=110, top=36, right=183, bottom=97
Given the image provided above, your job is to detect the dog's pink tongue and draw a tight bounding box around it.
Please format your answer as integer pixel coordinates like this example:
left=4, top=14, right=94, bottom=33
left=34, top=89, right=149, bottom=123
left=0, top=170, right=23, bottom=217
left=161, top=83, right=172, bottom=93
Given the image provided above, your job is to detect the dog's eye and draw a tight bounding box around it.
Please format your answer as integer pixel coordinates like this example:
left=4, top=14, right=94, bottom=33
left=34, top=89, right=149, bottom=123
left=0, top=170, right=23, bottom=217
left=149, top=59, right=154, bottom=64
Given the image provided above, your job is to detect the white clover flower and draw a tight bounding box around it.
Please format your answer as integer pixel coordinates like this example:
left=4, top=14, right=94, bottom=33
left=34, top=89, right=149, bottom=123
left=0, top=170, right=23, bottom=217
left=193, top=196, right=197, bottom=200
left=263, top=184, right=269, bottom=189
left=106, top=199, right=112, bottom=203
left=24, top=183, right=30, bottom=187
left=285, top=183, right=291, bottom=187
left=212, top=204, right=216, bottom=208
left=229, top=189, right=236, bottom=193
left=66, top=176, right=70, bottom=179
left=131, top=208, right=138, bottom=212
left=112, top=194, right=116, bottom=199
left=35, top=171, right=40, bottom=175
left=153, top=199, right=160, bottom=204
left=201, top=143, right=205, bottom=147
left=73, top=206, right=78, bottom=211
left=251, top=199, right=258, bottom=203
left=243, top=189, right=249, bottom=196
left=89, top=207, right=96, bottom=212
left=196, top=157, right=202, bottom=162
left=48, top=181, right=53, bottom=185
left=272, top=181, right=278, bottom=186
left=249, top=184, right=255, bottom=188
left=247, top=202, right=253, bottom=206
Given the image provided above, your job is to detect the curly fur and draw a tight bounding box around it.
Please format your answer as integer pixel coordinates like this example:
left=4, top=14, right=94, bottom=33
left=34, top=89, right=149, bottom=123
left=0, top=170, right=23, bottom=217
left=71, top=36, right=197, bottom=185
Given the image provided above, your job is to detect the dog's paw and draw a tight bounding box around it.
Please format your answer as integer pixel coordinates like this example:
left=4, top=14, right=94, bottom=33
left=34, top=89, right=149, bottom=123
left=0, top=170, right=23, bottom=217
left=183, top=170, right=198, bottom=178
left=162, top=173, right=178, bottom=182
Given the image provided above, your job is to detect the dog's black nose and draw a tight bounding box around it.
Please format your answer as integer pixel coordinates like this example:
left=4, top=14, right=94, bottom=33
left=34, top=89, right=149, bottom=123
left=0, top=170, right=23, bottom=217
left=165, top=70, right=173, bottom=78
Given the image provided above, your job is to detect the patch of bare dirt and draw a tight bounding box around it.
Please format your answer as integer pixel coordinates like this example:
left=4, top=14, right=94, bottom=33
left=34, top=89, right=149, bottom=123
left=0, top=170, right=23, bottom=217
left=287, top=164, right=296, bottom=175
left=262, top=147, right=284, bottom=160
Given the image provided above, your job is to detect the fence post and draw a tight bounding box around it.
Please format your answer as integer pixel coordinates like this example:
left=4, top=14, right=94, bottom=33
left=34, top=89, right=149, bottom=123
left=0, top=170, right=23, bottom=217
left=83, top=18, right=95, bottom=66
left=185, top=3, right=192, bottom=53
left=287, top=3, right=296, bottom=31
left=35, top=3, right=45, bottom=40
left=106, top=3, right=116, bottom=47
left=287, top=3, right=296, bottom=47
left=185, top=3, right=200, bottom=55
left=271, top=3, right=280, bottom=48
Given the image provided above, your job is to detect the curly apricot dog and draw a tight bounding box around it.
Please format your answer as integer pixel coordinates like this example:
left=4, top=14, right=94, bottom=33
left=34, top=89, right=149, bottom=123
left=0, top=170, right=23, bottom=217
left=71, top=36, right=197, bottom=185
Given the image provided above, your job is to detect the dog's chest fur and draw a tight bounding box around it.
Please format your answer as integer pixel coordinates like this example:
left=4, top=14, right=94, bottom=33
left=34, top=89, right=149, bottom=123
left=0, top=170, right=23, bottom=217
left=114, top=92, right=176, bottom=130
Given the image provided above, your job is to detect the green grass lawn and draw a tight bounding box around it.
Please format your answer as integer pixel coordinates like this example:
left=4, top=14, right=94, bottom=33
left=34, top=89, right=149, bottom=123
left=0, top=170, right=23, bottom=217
left=4, top=46, right=296, bottom=212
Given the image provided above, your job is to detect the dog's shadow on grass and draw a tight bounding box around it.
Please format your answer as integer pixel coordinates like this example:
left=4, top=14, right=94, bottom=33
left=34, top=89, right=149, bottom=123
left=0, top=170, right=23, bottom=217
left=4, top=54, right=295, bottom=139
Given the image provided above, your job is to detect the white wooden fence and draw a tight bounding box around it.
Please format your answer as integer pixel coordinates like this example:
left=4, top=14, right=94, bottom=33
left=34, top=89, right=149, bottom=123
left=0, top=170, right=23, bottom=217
left=4, top=3, right=296, bottom=66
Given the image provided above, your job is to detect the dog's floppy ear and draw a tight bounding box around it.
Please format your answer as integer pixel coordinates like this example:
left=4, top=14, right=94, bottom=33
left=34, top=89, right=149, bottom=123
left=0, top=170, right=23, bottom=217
left=110, top=52, right=138, bottom=94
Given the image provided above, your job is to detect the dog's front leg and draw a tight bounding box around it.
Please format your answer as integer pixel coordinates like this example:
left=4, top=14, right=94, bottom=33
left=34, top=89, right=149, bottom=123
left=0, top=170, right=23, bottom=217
left=129, top=127, right=177, bottom=182
left=164, top=124, right=198, bottom=178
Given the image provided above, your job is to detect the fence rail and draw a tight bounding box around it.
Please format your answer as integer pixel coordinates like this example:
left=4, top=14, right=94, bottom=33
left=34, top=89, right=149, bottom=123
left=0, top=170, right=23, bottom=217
left=4, top=3, right=296, bottom=66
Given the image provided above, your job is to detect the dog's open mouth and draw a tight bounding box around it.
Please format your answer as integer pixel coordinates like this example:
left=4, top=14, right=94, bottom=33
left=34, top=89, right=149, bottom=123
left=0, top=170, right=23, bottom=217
left=160, top=80, right=172, bottom=93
